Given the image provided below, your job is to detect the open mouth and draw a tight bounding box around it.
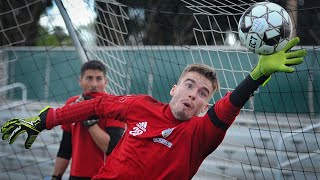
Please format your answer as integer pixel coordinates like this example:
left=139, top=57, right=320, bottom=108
left=183, top=102, right=191, bottom=108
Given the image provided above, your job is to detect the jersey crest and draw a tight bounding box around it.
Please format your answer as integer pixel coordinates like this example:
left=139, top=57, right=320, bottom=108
left=161, top=128, right=174, bottom=138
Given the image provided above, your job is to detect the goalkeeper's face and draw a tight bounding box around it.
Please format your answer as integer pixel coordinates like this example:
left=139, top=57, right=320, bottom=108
left=79, top=69, right=107, bottom=93
left=169, top=72, right=212, bottom=121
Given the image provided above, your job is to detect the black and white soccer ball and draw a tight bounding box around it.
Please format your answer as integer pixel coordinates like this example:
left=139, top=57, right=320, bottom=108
left=238, top=2, right=292, bottom=55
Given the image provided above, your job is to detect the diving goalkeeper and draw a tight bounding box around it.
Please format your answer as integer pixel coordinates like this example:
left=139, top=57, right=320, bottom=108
left=1, top=37, right=306, bottom=179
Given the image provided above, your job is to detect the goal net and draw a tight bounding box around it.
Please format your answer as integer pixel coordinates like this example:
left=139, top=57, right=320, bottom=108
left=0, top=0, right=319, bottom=179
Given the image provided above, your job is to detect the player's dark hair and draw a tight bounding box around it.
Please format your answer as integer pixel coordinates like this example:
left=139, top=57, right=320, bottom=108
left=178, top=64, right=219, bottom=94
left=80, top=60, right=107, bottom=77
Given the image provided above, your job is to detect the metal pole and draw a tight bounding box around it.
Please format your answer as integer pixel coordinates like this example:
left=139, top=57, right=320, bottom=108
left=53, top=0, right=88, bottom=64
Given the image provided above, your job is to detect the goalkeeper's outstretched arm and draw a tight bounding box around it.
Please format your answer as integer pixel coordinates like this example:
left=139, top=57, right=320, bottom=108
left=1, top=93, right=130, bottom=149
left=232, top=37, right=306, bottom=107
left=213, top=37, right=306, bottom=126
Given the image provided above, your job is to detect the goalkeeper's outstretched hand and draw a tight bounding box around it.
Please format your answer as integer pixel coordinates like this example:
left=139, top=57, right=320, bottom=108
left=250, top=37, right=307, bottom=82
left=1, top=106, right=49, bottom=149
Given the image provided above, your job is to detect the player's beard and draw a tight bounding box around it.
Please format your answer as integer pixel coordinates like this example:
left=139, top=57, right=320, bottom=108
left=172, top=108, right=191, bottom=121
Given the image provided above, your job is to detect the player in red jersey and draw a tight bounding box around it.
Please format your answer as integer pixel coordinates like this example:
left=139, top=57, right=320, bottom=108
left=51, top=60, right=125, bottom=180
left=2, top=38, right=306, bottom=179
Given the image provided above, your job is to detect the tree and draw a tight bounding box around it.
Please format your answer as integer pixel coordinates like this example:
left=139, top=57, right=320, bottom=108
left=0, top=0, right=53, bottom=46
left=95, top=0, right=238, bottom=46
left=36, top=25, right=72, bottom=46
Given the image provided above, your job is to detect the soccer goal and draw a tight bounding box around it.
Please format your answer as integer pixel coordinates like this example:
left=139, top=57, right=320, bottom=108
left=0, top=0, right=319, bottom=179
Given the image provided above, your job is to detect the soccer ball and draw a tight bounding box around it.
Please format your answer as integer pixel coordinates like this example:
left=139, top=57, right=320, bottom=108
left=238, top=2, right=292, bottom=55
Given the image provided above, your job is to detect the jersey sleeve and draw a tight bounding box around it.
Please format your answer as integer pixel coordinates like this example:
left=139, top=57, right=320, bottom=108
left=210, top=92, right=240, bottom=128
left=59, top=96, right=78, bottom=132
left=56, top=130, right=72, bottom=160
left=188, top=115, right=227, bottom=173
left=46, top=94, right=136, bottom=129
left=105, top=118, right=126, bottom=128
left=193, top=75, right=270, bottom=157
left=208, top=74, right=269, bottom=128
left=194, top=93, right=239, bottom=154
left=188, top=93, right=239, bottom=169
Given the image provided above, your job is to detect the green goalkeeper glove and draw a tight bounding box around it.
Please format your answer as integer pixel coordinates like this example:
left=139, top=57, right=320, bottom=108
left=1, top=106, right=49, bottom=149
left=250, top=37, right=307, bottom=85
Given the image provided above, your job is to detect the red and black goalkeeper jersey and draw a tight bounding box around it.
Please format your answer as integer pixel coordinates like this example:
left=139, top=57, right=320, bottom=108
left=59, top=94, right=125, bottom=178
left=92, top=93, right=238, bottom=180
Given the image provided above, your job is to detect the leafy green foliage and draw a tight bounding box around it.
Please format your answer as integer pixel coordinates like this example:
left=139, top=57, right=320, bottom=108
left=36, top=25, right=72, bottom=46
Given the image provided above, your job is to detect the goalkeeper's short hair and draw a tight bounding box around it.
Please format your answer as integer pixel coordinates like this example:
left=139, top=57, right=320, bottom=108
left=80, top=60, right=107, bottom=77
left=178, top=64, right=219, bottom=94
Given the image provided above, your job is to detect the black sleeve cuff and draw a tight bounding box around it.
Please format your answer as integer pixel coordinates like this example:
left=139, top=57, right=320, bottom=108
left=105, top=127, right=125, bottom=155
left=57, top=131, right=72, bottom=159
left=207, top=106, right=229, bottom=131
left=230, top=75, right=269, bottom=107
